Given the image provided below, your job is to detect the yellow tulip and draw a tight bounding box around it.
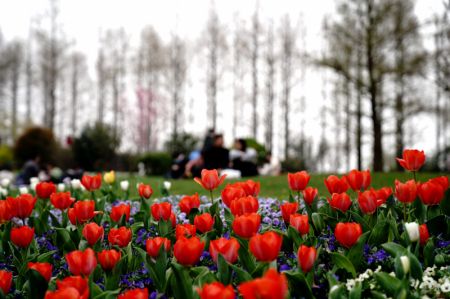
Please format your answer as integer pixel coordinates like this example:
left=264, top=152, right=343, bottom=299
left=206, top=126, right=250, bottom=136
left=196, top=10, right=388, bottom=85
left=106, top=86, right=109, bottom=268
left=104, top=171, right=116, bottom=184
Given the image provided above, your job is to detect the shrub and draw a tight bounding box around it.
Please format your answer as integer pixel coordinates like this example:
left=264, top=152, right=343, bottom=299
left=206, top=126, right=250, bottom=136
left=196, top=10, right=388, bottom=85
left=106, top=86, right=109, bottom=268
left=139, top=152, right=171, bottom=175
left=0, top=145, right=14, bottom=169
left=244, top=138, right=268, bottom=166
left=164, top=132, right=199, bottom=156
left=72, top=123, right=120, bottom=171
left=14, top=127, right=57, bottom=165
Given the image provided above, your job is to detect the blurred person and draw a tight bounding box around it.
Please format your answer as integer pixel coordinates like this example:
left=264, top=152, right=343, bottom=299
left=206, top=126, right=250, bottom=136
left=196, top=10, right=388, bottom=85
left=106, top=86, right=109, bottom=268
left=169, top=152, right=188, bottom=179
left=15, top=155, right=41, bottom=185
left=230, top=139, right=258, bottom=177
left=203, top=134, right=229, bottom=170
left=202, top=128, right=215, bottom=152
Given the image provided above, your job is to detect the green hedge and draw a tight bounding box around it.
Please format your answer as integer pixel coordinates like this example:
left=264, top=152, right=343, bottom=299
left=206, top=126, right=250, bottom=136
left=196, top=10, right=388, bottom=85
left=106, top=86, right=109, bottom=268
left=139, top=152, right=172, bottom=175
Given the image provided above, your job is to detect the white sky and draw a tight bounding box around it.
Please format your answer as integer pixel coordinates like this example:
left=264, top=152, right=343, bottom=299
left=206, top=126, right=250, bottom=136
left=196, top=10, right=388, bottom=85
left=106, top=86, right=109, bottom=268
left=0, top=0, right=445, bottom=171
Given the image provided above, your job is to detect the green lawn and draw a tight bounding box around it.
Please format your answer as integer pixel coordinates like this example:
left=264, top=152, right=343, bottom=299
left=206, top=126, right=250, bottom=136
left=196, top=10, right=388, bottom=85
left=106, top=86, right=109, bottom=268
left=119, top=172, right=447, bottom=200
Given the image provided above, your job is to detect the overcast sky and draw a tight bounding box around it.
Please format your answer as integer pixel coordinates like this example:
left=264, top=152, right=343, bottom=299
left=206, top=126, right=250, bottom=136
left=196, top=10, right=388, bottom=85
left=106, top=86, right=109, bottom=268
left=0, top=0, right=445, bottom=170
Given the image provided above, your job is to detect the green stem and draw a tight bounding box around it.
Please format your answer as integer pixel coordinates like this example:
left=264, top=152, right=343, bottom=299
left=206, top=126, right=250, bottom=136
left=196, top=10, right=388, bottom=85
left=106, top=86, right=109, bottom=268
left=413, top=171, right=417, bottom=182
left=403, top=203, right=407, bottom=222
left=209, top=190, right=214, bottom=204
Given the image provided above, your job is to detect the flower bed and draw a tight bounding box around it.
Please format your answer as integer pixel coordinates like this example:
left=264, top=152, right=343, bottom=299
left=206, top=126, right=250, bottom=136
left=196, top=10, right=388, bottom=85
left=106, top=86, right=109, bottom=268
left=0, top=149, right=449, bottom=298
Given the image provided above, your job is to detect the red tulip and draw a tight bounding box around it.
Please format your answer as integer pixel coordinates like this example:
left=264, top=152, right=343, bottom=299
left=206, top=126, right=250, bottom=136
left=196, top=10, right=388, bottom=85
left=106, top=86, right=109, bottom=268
left=56, top=276, right=89, bottom=299
left=110, top=203, right=131, bottom=222
left=249, top=231, right=282, bottom=262
left=297, top=245, right=317, bottom=273
left=232, top=213, right=261, bottom=238
left=169, top=213, right=177, bottom=227
left=82, top=222, right=104, bottom=246
left=194, top=169, right=226, bottom=191
left=358, top=190, right=378, bottom=215
left=419, top=224, right=430, bottom=246
left=396, top=149, right=425, bottom=172
left=108, top=227, right=132, bottom=247
left=179, top=193, right=200, bottom=214
left=239, top=180, right=261, bottom=197
left=346, top=169, right=371, bottom=191
left=173, top=236, right=205, bottom=266
left=175, top=224, right=197, bottom=239
left=66, top=248, right=97, bottom=276
left=230, top=196, right=259, bottom=216
left=209, top=237, right=240, bottom=264
left=194, top=213, right=214, bottom=233
left=429, top=176, right=449, bottom=191
left=81, top=173, right=102, bottom=191
left=97, top=249, right=121, bottom=271
left=290, top=214, right=309, bottom=235
left=395, top=180, right=417, bottom=204
left=28, top=262, right=52, bottom=282
left=288, top=171, right=310, bottom=191
left=335, top=222, right=363, bottom=248
left=68, top=200, right=97, bottom=224
left=221, top=184, right=247, bottom=208
left=7, top=194, right=36, bottom=219
left=151, top=202, right=172, bottom=221
left=11, top=225, right=34, bottom=248
left=280, top=202, right=298, bottom=223
left=0, top=270, right=12, bottom=295
left=0, top=200, right=12, bottom=224
left=418, top=181, right=445, bottom=206
left=118, top=288, right=149, bottom=299
left=324, top=175, right=349, bottom=194
left=146, top=237, right=171, bottom=258
left=137, top=183, right=153, bottom=199
left=238, top=268, right=288, bottom=299
left=372, top=187, right=392, bottom=207
left=50, top=192, right=75, bottom=210
left=302, top=187, right=318, bottom=206
left=36, top=182, right=57, bottom=199
left=45, top=288, right=82, bottom=299
left=328, top=193, right=352, bottom=213
left=197, top=282, right=235, bottom=299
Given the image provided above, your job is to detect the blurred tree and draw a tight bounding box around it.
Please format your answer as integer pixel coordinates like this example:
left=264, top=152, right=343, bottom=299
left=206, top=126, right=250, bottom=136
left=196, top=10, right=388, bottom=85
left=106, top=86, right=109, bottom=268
left=14, top=126, right=57, bottom=165
left=69, top=51, right=88, bottom=136
left=264, top=21, right=276, bottom=152
left=101, top=29, right=129, bottom=140
left=134, top=26, right=166, bottom=152
left=167, top=33, right=187, bottom=143
left=204, top=5, right=227, bottom=132
left=96, top=45, right=107, bottom=125
left=72, top=123, right=120, bottom=171
left=250, top=2, right=260, bottom=139
left=35, top=0, right=67, bottom=131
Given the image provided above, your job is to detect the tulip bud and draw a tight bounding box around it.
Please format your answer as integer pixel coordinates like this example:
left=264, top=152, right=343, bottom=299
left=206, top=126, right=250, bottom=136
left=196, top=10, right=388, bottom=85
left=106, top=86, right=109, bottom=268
left=400, top=255, right=410, bottom=274
left=19, top=186, right=28, bottom=194
left=1, top=178, right=10, bottom=187
left=103, top=171, right=116, bottom=184
left=58, top=183, right=65, bottom=192
left=120, top=180, right=129, bottom=191
left=405, top=222, right=420, bottom=242
left=164, top=181, right=171, bottom=190
left=71, top=179, right=81, bottom=190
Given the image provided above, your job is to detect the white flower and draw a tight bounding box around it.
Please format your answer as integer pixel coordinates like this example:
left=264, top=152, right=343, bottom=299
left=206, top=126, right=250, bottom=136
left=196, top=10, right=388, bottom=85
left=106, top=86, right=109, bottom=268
left=400, top=256, right=410, bottom=274
left=19, top=186, right=28, bottom=194
left=405, top=222, right=420, bottom=242
left=345, top=279, right=355, bottom=291
left=441, top=278, right=450, bottom=293
left=330, top=285, right=340, bottom=294
left=58, top=183, right=65, bottom=192
left=0, top=187, right=8, bottom=196
left=1, top=178, right=10, bottom=187
left=163, top=181, right=171, bottom=190
left=120, top=180, right=129, bottom=191
left=71, top=179, right=81, bottom=189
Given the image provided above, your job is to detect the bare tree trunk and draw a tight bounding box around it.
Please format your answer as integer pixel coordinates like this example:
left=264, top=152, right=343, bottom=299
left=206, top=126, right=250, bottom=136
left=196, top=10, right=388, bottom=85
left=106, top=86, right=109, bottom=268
left=265, top=23, right=275, bottom=151
left=344, top=80, right=351, bottom=170
left=251, top=5, right=259, bottom=139
left=96, top=48, right=106, bottom=125
left=25, top=41, right=32, bottom=125
left=366, top=0, right=383, bottom=171
left=70, top=54, right=79, bottom=135
left=356, top=47, right=363, bottom=170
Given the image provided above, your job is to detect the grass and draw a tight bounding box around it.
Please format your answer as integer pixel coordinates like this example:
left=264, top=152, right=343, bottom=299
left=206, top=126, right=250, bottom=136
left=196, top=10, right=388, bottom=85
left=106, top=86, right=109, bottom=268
left=118, top=172, right=447, bottom=200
